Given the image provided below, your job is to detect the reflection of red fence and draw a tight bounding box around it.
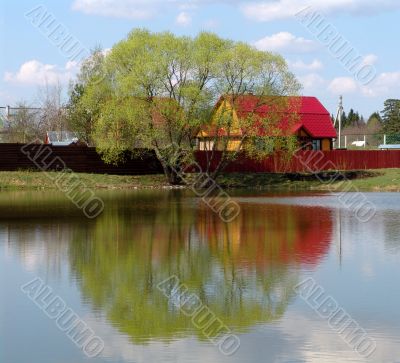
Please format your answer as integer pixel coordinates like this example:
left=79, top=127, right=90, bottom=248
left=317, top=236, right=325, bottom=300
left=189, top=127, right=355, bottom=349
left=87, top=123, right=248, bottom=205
left=195, top=150, right=400, bottom=173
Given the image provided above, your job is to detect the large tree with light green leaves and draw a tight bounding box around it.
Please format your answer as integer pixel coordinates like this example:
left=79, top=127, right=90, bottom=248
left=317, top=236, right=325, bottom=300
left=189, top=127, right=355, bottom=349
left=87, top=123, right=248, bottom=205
left=70, top=29, right=300, bottom=184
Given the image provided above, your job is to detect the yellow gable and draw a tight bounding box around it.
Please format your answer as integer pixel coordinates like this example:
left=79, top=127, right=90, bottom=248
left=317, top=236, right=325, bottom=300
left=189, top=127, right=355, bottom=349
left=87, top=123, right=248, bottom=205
left=197, top=98, right=241, bottom=138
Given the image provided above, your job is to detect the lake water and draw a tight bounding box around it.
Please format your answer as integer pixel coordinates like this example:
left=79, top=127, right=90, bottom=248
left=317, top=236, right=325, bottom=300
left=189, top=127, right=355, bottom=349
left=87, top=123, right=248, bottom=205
left=1, top=190, right=400, bottom=363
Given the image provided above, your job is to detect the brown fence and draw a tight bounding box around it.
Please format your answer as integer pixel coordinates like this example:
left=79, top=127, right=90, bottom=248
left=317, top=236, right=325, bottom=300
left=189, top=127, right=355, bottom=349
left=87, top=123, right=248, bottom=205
left=0, top=143, right=399, bottom=175
left=0, top=143, right=163, bottom=175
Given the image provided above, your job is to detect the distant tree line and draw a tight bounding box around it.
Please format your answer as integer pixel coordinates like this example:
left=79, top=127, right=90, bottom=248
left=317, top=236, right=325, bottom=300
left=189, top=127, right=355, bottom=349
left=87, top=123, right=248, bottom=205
left=334, top=99, right=400, bottom=137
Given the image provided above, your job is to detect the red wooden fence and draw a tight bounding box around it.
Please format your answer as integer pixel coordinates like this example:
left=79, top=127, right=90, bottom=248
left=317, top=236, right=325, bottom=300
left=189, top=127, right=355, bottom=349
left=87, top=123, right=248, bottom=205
left=0, top=144, right=163, bottom=175
left=195, top=150, right=400, bottom=173
left=0, top=143, right=399, bottom=175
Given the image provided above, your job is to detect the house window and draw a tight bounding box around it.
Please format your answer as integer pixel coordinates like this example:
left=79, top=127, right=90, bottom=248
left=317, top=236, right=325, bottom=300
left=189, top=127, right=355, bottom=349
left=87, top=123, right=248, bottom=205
left=199, top=140, right=215, bottom=151
left=299, top=138, right=313, bottom=150
left=312, top=139, right=321, bottom=150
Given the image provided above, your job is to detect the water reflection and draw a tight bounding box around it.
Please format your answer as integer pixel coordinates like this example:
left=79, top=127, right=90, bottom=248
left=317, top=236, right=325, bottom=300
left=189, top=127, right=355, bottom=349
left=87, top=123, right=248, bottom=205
left=1, top=191, right=333, bottom=345
left=3, top=191, right=400, bottom=363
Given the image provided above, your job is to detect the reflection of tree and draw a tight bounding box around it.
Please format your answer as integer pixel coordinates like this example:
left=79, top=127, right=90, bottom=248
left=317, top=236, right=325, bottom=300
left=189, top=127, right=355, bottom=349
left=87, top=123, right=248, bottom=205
left=68, top=193, right=332, bottom=343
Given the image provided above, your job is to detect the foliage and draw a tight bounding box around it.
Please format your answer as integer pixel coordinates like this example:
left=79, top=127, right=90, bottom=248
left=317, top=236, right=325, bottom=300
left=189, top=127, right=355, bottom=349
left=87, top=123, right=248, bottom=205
left=381, top=99, right=400, bottom=135
left=365, top=111, right=384, bottom=146
left=66, top=47, right=108, bottom=145
left=66, top=83, right=93, bottom=144
left=341, top=108, right=364, bottom=129
left=71, top=29, right=300, bottom=184
left=93, top=97, right=145, bottom=164
left=367, top=112, right=382, bottom=128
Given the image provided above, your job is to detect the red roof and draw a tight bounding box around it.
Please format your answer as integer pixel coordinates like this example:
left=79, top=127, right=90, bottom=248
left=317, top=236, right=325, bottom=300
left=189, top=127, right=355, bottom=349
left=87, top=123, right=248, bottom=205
left=206, top=95, right=337, bottom=139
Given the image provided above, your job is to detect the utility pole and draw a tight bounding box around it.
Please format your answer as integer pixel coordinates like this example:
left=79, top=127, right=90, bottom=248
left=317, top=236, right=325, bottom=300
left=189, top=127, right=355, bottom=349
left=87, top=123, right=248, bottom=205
left=339, top=96, right=342, bottom=148
left=334, top=96, right=344, bottom=149
left=335, top=96, right=343, bottom=149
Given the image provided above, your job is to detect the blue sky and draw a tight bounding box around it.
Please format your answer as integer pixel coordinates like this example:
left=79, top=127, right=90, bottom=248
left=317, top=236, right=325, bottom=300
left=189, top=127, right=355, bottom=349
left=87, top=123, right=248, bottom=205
left=1, top=0, right=400, bottom=118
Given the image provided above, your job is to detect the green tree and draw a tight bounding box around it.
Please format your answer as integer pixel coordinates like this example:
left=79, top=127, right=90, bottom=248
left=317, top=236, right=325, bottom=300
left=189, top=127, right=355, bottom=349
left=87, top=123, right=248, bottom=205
left=73, top=29, right=300, bottom=185
left=367, top=112, right=382, bottom=125
left=366, top=112, right=383, bottom=147
left=341, top=111, right=348, bottom=128
left=91, top=30, right=227, bottom=184
left=66, top=47, right=107, bottom=145
left=66, top=83, right=93, bottom=144
left=344, top=108, right=363, bottom=128
left=381, top=99, right=400, bottom=135
left=367, top=112, right=382, bottom=132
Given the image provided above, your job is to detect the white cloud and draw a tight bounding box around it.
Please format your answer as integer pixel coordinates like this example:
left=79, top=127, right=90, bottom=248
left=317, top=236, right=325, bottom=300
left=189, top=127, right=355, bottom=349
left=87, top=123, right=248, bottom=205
left=176, top=11, right=192, bottom=26
left=4, top=60, right=79, bottom=86
left=327, top=71, right=400, bottom=98
left=254, top=32, right=317, bottom=53
left=361, top=71, right=400, bottom=97
left=295, top=68, right=400, bottom=114
left=289, top=59, right=323, bottom=71
left=328, top=77, right=358, bottom=95
left=361, top=54, right=378, bottom=67
left=242, top=0, right=400, bottom=22
left=298, top=73, right=326, bottom=92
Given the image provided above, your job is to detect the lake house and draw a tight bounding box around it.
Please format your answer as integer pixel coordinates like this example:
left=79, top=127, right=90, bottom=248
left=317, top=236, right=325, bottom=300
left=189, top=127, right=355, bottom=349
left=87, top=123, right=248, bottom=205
left=196, top=95, right=337, bottom=151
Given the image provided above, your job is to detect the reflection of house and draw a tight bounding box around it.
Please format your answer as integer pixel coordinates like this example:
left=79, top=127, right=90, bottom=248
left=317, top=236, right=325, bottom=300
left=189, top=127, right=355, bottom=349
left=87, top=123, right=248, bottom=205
left=195, top=202, right=333, bottom=269
left=196, top=95, right=337, bottom=151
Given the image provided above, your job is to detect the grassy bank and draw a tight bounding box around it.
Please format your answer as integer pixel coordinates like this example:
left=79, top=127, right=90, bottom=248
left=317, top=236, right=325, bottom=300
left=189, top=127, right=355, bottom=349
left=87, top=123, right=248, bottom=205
left=0, top=169, right=399, bottom=191
left=216, top=169, right=400, bottom=192
left=0, top=171, right=171, bottom=190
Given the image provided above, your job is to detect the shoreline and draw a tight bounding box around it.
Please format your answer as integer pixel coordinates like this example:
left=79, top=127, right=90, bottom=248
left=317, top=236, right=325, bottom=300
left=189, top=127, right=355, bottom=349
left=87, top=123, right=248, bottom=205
left=0, top=169, right=399, bottom=192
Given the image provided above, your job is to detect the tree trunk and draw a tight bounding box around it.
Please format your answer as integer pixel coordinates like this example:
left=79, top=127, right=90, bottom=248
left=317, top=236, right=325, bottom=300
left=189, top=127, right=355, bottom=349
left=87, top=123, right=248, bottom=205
left=161, top=163, right=185, bottom=185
